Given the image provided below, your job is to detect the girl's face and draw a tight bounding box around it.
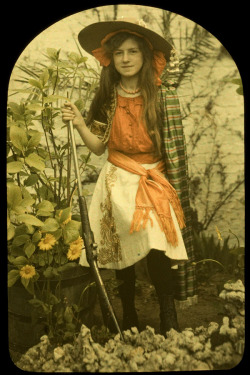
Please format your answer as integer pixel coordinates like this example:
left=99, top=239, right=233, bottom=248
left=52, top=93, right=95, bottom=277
left=113, top=38, right=143, bottom=79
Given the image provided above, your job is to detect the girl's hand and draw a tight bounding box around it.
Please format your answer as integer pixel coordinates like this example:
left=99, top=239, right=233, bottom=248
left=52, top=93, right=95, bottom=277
left=61, top=101, right=106, bottom=156
left=61, top=101, right=85, bottom=128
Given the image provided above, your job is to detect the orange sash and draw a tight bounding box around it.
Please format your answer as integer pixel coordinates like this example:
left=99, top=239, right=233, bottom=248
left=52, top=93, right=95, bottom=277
left=108, top=150, right=186, bottom=247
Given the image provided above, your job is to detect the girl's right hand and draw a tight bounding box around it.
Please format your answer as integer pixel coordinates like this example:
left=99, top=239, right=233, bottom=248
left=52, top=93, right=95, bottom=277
left=61, top=101, right=85, bottom=128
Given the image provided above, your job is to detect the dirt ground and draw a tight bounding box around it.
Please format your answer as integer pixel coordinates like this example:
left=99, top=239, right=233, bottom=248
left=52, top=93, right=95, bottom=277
left=92, top=268, right=230, bottom=335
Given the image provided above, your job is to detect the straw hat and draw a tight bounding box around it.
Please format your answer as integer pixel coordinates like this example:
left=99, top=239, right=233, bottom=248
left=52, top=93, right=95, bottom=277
left=78, top=18, right=173, bottom=61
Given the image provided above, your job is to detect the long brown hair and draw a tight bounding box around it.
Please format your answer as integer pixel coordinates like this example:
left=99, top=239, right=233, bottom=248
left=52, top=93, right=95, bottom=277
left=86, top=32, right=163, bottom=156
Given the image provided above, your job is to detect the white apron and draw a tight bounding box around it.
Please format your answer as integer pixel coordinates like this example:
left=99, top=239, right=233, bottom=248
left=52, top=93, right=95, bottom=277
left=79, top=159, right=188, bottom=270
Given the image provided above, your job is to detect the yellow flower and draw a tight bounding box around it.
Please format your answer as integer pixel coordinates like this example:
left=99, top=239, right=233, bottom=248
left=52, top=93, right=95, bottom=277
left=20, top=265, right=36, bottom=279
left=70, top=236, right=83, bottom=247
left=67, top=236, right=84, bottom=260
left=59, top=210, right=72, bottom=225
left=38, top=233, right=56, bottom=251
left=215, top=226, right=223, bottom=241
left=67, top=244, right=82, bottom=260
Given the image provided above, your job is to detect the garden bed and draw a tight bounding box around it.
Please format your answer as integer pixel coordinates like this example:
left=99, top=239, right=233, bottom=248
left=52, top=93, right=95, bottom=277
left=12, top=273, right=245, bottom=371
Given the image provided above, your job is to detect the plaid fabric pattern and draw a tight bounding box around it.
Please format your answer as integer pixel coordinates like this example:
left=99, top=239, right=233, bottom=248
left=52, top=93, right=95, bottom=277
left=159, top=82, right=196, bottom=301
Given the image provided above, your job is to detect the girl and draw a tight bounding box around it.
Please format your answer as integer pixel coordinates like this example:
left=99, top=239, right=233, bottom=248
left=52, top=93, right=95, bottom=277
left=62, top=19, right=194, bottom=335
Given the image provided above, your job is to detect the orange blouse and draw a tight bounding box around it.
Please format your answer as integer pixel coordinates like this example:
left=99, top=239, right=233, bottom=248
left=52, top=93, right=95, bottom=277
left=107, top=94, right=161, bottom=164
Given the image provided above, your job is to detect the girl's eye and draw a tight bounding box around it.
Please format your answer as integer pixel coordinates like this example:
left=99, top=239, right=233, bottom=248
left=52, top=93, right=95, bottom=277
left=114, top=51, right=122, bottom=56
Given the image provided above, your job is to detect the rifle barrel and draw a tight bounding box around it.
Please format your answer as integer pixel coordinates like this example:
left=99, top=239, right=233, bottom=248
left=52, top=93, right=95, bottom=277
left=68, top=120, right=124, bottom=340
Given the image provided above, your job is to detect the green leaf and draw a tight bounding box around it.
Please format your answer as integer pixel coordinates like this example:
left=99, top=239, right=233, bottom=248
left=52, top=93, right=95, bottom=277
left=17, top=214, right=44, bottom=227
left=49, top=293, right=60, bottom=304
left=21, top=277, right=34, bottom=295
left=43, top=266, right=54, bottom=278
left=24, top=242, right=36, bottom=258
left=58, top=207, right=71, bottom=223
left=24, top=224, right=35, bottom=235
left=236, top=86, right=243, bottom=95
left=87, top=164, right=96, bottom=170
left=46, top=48, right=59, bottom=61
left=231, top=78, right=242, bottom=85
left=68, top=52, right=80, bottom=63
left=9, top=125, right=28, bottom=151
left=36, top=210, right=53, bottom=217
left=14, top=224, right=28, bottom=236
left=20, top=196, right=36, bottom=209
left=63, top=221, right=80, bottom=244
left=7, top=161, right=23, bottom=174
left=32, top=231, right=42, bottom=243
left=42, top=217, right=59, bottom=232
left=28, top=79, right=43, bottom=90
left=8, top=270, right=20, bottom=287
left=67, top=220, right=80, bottom=230
left=43, top=95, right=68, bottom=103
left=27, top=132, right=42, bottom=148
left=24, top=174, right=39, bottom=186
left=26, top=104, right=45, bottom=111
left=38, top=255, right=46, bottom=267
left=29, top=299, right=50, bottom=314
left=37, top=200, right=55, bottom=212
left=25, top=153, right=45, bottom=171
left=28, top=298, right=44, bottom=307
left=64, top=306, right=74, bottom=323
left=7, top=223, right=15, bottom=241
left=12, top=205, right=27, bottom=215
left=40, top=69, right=49, bottom=86
left=11, top=256, right=28, bottom=266
left=22, top=186, right=34, bottom=199
left=12, top=234, right=30, bottom=246
left=57, top=263, right=77, bottom=273
left=8, top=102, right=24, bottom=115
left=51, top=228, right=62, bottom=241
left=68, top=52, right=87, bottom=65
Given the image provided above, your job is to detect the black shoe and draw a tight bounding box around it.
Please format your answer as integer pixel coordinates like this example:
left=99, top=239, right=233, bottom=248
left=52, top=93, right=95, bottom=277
left=122, top=309, right=139, bottom=331
left=159, top=294, right=180, bottom=336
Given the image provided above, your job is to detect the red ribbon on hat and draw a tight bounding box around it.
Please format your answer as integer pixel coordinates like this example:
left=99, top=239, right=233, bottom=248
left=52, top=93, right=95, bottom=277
left=92, top=29, right=166, bottom=86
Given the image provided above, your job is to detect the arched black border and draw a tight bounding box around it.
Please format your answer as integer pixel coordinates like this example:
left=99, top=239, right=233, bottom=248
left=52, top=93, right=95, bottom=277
left=3, top=1, right=247, bottom=373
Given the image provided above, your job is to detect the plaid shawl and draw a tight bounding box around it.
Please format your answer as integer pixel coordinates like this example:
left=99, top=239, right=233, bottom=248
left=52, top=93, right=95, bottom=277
left=158, top=82, right=196, bottom=302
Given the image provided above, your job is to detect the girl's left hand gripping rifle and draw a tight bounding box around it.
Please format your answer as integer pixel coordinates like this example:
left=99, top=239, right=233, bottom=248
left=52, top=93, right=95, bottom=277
left=68, top=119, right=123, bottom=340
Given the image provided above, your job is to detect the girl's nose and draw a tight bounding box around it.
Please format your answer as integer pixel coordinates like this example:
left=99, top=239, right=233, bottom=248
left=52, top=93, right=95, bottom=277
left=122, top=51, right=129, bottom=61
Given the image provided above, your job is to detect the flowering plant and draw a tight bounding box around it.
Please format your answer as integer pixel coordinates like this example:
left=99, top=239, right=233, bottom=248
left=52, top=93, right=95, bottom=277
left=8, top=198, right=84, bottom=294
left=7, top=47, right=99, bottom=344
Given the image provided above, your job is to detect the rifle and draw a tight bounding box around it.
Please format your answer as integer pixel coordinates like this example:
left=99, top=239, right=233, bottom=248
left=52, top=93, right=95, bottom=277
left=68, top=119, right=124, bottom=340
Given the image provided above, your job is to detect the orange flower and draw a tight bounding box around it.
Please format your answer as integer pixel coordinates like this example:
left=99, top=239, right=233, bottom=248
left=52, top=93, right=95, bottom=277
left=215, top=226, right=223, bottom=241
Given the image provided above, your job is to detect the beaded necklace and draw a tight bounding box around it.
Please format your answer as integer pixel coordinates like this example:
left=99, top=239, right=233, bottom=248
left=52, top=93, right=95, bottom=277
left=119, top=81, right=141, bottom=94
